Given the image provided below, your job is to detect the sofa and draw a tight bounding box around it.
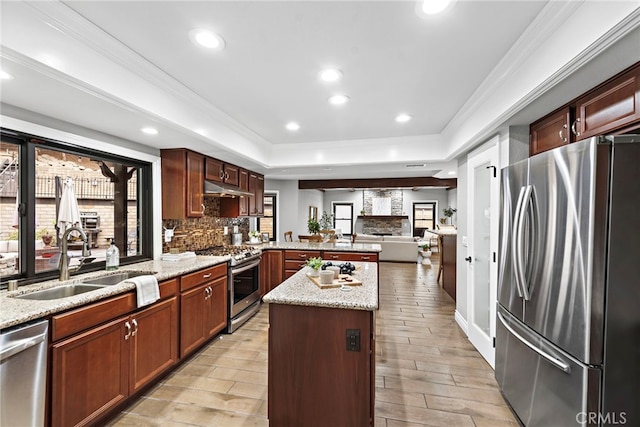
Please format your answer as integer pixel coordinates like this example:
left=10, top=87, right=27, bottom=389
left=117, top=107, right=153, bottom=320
left=352, top=234, right=420, bottom=262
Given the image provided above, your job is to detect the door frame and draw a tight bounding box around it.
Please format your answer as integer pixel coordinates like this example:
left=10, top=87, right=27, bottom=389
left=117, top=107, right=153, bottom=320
left=466, top=136, right=500, bottom=368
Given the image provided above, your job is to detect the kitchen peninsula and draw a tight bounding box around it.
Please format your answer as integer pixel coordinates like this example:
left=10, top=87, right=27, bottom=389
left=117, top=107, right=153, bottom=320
left=263, top=262, right=378, bottom=427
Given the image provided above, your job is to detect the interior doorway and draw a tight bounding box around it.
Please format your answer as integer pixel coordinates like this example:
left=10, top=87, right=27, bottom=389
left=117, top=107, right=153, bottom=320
left=466, top=139, right=499, bottom=368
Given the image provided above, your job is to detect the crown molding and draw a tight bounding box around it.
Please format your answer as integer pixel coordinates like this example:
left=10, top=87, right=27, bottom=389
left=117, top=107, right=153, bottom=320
left=23, top=1, right=271, bottom=148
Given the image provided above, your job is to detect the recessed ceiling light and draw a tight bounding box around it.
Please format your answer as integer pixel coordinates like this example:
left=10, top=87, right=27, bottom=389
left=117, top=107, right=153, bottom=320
left=0, top=70, right=14, bottom=80
left=328, top=95, right=349, bottom=105
left=395, top=114, right=412, bottom=123
left=286, top=122, right=300, bottom=131
left=189, top=29, right=225, bottom=50
left=319, top=68, right=343, bottom=82
left=420, top=0, right=454, bottom=15
left=141, top=127, right=158, bottom=135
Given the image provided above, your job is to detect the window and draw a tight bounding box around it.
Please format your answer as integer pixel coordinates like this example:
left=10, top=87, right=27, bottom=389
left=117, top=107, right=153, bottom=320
left=1, top=129, right=153, bottom=283
left=333, top=203, right=353, bottom=235
left=413, top=202, right=436, bottom=237
left=258, top=193, right=276, bottom=241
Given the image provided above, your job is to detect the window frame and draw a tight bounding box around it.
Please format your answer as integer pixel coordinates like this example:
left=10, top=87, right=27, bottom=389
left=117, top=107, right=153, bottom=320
left=332, top=202, right=354, bottom=236
left=1, top=128, right=154, bottom=285
left=258, top=192, right=277, bottom=241
left=412, top=201, right=437, bottom=238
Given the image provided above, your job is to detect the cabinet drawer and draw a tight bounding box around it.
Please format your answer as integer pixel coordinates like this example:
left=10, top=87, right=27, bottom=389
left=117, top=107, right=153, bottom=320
left=323, top=252, right=378, bottom=262
left=159, top=278, right=178, bottom=299
left=52, top=293, right=136, bottom=342
left=181, top=264, right=227, bottom=292
left=284, top=260, right=308, bottom=271
left=284, top=250, right=320, bottom=261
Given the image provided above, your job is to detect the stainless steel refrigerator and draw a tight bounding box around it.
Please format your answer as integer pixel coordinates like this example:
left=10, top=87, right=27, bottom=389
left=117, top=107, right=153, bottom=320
left=496, top=135, right=640, bottom=426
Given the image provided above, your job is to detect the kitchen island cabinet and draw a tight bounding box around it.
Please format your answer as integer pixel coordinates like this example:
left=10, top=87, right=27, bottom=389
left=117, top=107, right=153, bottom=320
left=50, top=279, right=178, bottom=427
left=263, top=262, right=378, bottom=427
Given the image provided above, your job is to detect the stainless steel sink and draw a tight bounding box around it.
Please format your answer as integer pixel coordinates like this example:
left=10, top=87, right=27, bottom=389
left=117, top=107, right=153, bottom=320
left=13, top=284, right=107, bottom=300
left=82, top=271, right=156, bottom=286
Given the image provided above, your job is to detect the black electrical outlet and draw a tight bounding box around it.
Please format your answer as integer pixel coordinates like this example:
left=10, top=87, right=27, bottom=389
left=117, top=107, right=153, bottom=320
left=346, top=329, right=360, bottom=352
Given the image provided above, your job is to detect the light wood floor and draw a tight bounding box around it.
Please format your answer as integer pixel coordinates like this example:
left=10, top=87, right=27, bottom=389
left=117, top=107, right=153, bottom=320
left=108, top=262, right=518, bottom=426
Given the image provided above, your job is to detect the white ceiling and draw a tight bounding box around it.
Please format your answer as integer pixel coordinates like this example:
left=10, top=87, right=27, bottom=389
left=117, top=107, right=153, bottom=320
left=1, top=1, right=638, bottom=180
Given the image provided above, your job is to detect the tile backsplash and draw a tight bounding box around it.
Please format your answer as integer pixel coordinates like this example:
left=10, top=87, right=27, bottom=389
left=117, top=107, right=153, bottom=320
left=161, top=197, right=249, bottom=252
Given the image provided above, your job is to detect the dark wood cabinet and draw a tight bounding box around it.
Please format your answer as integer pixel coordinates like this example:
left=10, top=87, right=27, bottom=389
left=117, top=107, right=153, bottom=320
left=530, top=107, right=572, bottom=156
left=260, top=250, right=284, bottom=295
left=322, top=251, right=378, bottom=262
left=283, top=250, right=321, bottom=279
left=129, top=297, right=179, bottom=393
left=51, top=317, right=129, bottom=427
left=249, top=172, right=264, bottom=216
left=530, top=62, right=640, bottom=156
left=268, top=304, right=375, bottom=426
left=238, top=168, right=249, bottom=216
left=161, top=149, right=204, bottom=219
left=179, top=264, right=228, bottom=357
left=574, top=64, right=640, bottom=139
left=440, top=234, right=457, bottom=301
left=205, top=157, right=240, bottom=187
left=51, top=281, right=179, bottom=427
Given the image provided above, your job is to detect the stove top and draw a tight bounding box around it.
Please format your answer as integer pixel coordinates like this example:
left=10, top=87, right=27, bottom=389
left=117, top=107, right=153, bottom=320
left=196, top=245, right=261, bottom=265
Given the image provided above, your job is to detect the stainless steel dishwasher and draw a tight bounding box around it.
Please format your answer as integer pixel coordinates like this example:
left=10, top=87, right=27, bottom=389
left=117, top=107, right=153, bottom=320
left=0, top=319, right=49, bottom=427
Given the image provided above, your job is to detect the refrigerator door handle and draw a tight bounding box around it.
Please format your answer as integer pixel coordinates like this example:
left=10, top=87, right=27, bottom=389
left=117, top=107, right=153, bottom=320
left=497, top=311, right=571, bottom=373
left=514, top=185, right=533, bottom=300
left=511, top=186, right=526, bottom=298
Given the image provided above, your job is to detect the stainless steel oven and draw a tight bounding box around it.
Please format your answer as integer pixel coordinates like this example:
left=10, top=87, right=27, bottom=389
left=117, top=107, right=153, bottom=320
left=228, top=256, right=261, bottom=333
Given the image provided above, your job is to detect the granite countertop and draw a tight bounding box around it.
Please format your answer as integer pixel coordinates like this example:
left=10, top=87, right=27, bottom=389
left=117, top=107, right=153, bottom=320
left=259, top=241, right=382, bottom=252
left=0, top=256, right=228, bottom=330
left=263, top=262, right=378, bottom=311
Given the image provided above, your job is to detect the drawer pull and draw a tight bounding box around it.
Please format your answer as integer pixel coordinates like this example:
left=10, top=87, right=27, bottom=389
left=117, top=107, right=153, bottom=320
left=298, top=254, right=308, bottom=258
left=331, top=255, right=339, bottom=259
left=362, top=256, right=370, bottom=260
left=202, top=273, right=212, bottom=279
left=124, top=321, right=131, bottom=340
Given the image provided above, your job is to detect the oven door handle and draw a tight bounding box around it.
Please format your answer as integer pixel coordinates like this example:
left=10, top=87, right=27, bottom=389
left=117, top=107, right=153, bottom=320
left=231, top=257, right=261, bottom=275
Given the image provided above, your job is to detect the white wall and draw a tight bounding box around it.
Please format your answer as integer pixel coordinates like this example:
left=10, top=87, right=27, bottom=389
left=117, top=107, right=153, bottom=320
left=323, top=189, right=451, bottom=235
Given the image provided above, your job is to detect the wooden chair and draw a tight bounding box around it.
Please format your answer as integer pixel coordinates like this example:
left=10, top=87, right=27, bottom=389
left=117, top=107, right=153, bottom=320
left=299, top=234, right=323, bottom=243
left=284, top=231, right=293, bottom=242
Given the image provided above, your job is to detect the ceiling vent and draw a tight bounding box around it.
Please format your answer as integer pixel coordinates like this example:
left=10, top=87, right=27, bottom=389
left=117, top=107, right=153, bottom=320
left=405, top=163, right=427, bottom=168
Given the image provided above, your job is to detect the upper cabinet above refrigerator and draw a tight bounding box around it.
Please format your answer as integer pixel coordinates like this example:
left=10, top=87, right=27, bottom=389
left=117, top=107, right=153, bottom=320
left=530, top=62, right=640, bottom=156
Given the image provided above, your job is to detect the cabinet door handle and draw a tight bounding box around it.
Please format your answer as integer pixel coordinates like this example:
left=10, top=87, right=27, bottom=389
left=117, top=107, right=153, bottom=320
left=131, top=319, right=138, bottom=336
left=202, top=273, right=212, bottom=279
left=205, top=287, right=212, bottom=299
left=208, top=286, right=213, bottom=299
left=559, top=124, right=567, bottom=142
left=124, top=321, right=131, bottom=340
left=224, top=171, right=229, bottom=181
left=220, top=170, right=225, bottom=180
left=571, top=118, right=581, bottom=136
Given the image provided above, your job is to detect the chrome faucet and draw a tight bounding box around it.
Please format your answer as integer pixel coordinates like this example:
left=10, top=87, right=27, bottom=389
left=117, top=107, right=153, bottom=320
left=59, top=226, right=91, bottom=281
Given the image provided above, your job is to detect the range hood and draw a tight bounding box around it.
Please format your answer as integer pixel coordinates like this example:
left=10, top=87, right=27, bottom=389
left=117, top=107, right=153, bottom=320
left=204, top=180, right=253, bottom=198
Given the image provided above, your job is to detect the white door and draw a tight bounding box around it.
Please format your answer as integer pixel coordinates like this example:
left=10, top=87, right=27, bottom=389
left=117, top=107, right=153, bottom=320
left=466, top=141, right=499, bottom=367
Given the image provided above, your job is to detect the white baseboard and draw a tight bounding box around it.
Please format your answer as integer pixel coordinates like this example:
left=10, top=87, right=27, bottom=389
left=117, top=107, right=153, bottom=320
left=455, top=310, right=468, bottom=335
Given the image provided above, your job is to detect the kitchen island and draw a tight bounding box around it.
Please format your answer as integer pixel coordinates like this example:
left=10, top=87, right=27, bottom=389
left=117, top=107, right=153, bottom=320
left=263, top=262, right=378, bottom=427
